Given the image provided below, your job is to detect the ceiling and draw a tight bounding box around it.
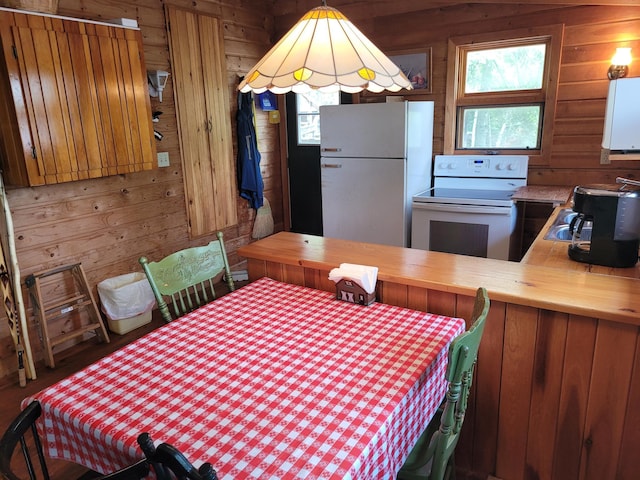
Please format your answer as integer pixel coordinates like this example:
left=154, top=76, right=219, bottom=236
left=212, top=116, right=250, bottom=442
left=274, top=0, right=640, bottom=13
left=272, top=1, right=639, bottom=23
left=317, top=0, right=639, bottom=5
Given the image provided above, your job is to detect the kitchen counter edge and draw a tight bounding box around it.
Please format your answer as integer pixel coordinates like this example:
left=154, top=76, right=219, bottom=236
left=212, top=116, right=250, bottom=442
left=238, top=232, right=639, bottom=326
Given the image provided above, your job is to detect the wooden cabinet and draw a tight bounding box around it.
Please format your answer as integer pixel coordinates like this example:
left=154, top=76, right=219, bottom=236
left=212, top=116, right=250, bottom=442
left=166, top=6, right=237, bottom=237
left=0, top=9, right=155, bottom=186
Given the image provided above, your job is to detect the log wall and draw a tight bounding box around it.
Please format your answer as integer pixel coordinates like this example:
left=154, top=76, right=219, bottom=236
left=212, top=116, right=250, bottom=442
left=274, top=2, right=640, bottom=185
left=1, top=3, right=640, bottom=446
left=0, top=0, right=279, bottom=381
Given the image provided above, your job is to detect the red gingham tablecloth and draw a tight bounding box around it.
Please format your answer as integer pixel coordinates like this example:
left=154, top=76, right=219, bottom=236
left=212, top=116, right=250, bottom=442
left=25, top=277, right=465, bottom=479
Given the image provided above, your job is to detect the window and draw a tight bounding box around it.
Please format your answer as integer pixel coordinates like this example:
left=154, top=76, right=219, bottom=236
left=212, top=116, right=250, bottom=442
left=444, top=26, right=562, bottom=162
left=460, top=105, right=542, bottom=150
left=464, top=44, right=546, bottom=93
left=296, top=91, right=339, bottom=145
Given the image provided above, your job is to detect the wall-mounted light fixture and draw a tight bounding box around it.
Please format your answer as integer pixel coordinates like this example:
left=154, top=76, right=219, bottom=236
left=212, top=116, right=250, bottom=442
left=148, top=70, right=170, bottom=102
left=608, top=47, right=632, bottom=80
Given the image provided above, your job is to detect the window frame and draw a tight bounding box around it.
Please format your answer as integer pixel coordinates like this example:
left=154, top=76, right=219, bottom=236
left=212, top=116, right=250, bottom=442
left=444, top=25, right=563, bottom=165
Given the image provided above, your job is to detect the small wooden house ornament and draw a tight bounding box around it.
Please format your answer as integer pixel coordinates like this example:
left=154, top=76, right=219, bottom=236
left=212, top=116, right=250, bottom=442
left=335, top=279, right=376, bottom=306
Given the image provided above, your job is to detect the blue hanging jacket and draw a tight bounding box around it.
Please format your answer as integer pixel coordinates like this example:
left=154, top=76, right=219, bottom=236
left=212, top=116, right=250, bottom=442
left=236, top=91, right=264, bottom=210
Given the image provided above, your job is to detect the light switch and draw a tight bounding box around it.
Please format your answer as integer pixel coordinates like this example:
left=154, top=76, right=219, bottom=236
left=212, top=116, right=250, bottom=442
left=157, top=151, right=170, bottom=167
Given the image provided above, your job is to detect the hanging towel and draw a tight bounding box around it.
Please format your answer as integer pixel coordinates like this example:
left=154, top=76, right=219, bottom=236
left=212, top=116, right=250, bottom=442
left=236, top=90, right=264, bottom=210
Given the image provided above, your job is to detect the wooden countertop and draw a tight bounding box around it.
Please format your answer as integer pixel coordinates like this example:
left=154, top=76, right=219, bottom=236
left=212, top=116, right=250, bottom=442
left=521, top=206, right=640, bottom=279
left=512, top=185, right=574, bottom=205
left=238, top=232, right=640, bottom=325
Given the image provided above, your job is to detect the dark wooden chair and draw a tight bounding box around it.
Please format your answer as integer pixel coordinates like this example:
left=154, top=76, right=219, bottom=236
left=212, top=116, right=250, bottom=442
left=137, top=433, right=217, bottom=480
left=139, top=231, right=235, bottom=323
left=0, top=401, right=150, bottom=480
left=397, top=287, right=490, bottom=480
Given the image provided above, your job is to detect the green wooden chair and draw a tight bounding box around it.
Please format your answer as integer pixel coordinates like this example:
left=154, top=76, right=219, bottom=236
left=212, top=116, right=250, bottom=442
left=139, top=232, right=235, bottom=323
left=397, top=287, right=490, bottom=480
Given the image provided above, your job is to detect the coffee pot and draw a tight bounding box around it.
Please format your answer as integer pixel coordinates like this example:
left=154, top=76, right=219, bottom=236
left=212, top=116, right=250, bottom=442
left=568, top=178, right=640, bottom=268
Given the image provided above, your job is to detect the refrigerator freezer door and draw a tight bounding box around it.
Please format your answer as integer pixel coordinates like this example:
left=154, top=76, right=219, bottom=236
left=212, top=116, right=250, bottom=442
left=320, top=103, right=407, bottom=158
left=321, top=157, right=406, bottom=246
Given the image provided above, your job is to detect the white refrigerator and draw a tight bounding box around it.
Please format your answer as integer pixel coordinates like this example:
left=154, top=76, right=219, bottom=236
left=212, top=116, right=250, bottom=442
left=319, top=101, right=434, bottom=247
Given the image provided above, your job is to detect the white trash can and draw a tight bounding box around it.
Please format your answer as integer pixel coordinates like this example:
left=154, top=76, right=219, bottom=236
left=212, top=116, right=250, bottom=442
left=97, top=272, right=156, bottom=335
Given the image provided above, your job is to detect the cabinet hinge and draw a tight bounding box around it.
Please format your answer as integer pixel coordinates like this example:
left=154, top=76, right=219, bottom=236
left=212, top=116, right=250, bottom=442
left=31, top=146, right=37, bottom=159
left=12, top=45, right=17, bottom=59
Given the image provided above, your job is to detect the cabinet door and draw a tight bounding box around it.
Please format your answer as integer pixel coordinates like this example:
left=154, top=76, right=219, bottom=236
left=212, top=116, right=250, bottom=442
left=167, top=6, right=237, bottom=237
left=84, top=24, right=155, bottom=177
left=1, top=13, right=154, bottom=186
left=12, top=24, right=98, bottom=183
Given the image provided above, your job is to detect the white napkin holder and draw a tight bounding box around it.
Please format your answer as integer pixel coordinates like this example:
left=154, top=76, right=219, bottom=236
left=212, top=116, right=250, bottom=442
left=328, top=263, right=378, bottom=306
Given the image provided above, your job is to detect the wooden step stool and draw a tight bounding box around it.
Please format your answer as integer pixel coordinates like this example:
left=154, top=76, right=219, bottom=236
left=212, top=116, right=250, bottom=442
left=26, top=263, right=110, bottom=368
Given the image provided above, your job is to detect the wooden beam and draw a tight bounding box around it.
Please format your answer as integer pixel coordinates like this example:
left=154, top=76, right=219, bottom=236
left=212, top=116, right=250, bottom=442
left=273, top=1, right=640, bottom=33
left=274, top=0, right=640, bottom=18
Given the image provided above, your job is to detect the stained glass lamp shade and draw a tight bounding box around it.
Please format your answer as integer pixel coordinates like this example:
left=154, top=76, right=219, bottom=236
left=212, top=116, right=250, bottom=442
left=237, top=5, right=412, bottom=94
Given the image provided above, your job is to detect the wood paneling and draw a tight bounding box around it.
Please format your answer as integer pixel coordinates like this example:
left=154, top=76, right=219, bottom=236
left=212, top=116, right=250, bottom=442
left=0, top=4, right=639, bottom=479
left=0, top=0, right=280, bottom=381
left=275, top=2, right=640, bottom=186
left=495, top=304, right=537, bottom=479
left=525, top=310, right=566, bottom=479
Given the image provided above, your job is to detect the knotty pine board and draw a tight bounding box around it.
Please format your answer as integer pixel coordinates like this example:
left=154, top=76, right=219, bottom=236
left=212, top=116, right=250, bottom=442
left=0, top=0, right=279, bottom=380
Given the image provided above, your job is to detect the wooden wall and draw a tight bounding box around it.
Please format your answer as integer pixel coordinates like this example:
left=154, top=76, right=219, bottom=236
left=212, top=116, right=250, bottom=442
left=274, top=2, right=640, bottom=186
left=265, top=4, right=640, bottom=479
left=2, top=0, right=639, bottom=395
left=0, top=0, right=280, bottom=381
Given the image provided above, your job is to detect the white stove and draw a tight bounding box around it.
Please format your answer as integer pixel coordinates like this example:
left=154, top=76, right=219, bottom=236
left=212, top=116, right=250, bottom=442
left=411, top=155, right=529, bottom=260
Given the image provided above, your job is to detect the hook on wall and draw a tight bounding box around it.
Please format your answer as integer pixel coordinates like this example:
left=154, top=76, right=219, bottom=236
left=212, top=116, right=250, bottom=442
left=148, top=70, right=170, bottom=101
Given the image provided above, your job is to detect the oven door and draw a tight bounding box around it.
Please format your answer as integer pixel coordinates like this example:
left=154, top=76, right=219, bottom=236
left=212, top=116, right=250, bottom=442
left=411, top=201, right=516, bottom=260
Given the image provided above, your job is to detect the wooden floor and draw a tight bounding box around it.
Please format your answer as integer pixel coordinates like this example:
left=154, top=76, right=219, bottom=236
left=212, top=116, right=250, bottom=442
left=0, top=281, right=244, bottom=479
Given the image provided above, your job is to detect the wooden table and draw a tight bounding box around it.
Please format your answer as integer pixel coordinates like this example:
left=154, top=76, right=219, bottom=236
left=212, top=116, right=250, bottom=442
left=25, top=277, right=465, bottom=479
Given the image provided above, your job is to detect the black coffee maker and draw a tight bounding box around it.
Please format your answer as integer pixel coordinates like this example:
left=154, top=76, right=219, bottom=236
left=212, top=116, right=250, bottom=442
left=568, top=179, right=640, bottom=268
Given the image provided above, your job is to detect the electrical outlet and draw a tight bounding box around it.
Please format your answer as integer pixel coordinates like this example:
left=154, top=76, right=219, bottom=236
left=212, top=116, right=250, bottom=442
left=600, top=148, right=610, bottom=165
left=157, top=151, right=170, bottom=167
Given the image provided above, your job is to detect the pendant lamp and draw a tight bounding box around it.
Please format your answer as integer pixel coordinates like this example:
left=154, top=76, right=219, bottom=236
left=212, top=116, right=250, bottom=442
left=237, top=2, right=412, bottom=94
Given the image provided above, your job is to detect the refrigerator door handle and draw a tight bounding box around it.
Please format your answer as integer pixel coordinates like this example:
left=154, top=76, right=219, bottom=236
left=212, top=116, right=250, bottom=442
left=321, top=163, right=342, bottom=168
left=321, top=147, right=342, bottom=153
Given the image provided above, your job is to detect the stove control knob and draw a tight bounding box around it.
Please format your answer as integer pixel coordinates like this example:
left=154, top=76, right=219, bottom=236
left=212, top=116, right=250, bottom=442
left=447, top=162, right=457, bottom=170
left=496, top=163, right=505, bottom=170
left=507, top=163, right=516, bottom=170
